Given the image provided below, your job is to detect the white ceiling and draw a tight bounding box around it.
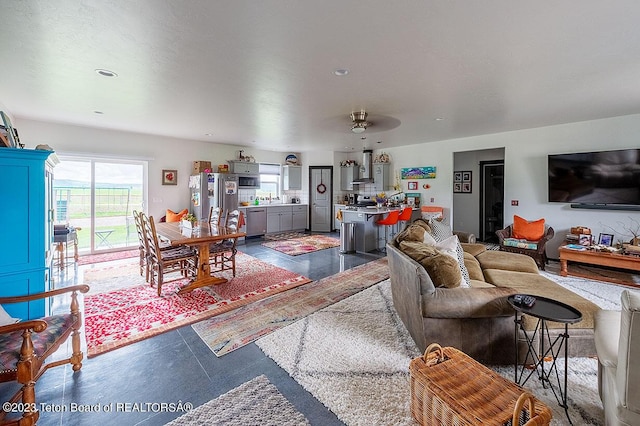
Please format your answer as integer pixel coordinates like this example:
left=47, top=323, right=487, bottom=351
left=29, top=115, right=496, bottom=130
left=2, top=1, right=640, bottom=153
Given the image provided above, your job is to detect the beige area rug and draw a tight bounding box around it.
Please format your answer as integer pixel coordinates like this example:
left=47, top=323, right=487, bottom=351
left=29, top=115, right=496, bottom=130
left=261, top=235, right=340, bottom=256
left=257, top=277, right=615, bottom=425
left=192, top=257, right=389, bottom=356
left=165, top=375, right=309, bottom=425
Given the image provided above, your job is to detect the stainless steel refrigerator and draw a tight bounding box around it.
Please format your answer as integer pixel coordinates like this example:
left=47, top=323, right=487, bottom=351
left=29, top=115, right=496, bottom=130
left=189, top=173, right=239, bottom=221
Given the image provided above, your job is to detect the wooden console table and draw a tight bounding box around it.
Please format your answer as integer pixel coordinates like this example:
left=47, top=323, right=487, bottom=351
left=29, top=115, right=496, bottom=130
left=559, top=247, right=640, bottom=287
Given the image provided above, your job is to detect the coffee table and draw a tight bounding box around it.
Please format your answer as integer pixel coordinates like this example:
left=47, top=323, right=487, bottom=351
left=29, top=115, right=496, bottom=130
left=508, top=294, right=582, bottom=425
left=559, top=247, right=640, bottom=287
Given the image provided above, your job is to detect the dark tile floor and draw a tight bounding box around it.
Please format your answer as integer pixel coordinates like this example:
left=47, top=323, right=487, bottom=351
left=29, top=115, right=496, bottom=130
left=1, top=232, right=384, bottom=426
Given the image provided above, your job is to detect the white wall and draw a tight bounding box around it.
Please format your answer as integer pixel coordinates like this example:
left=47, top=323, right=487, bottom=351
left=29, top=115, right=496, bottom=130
left=380, top=113, right=640, bottom=258
left=17, top=118, right=299, bottom=219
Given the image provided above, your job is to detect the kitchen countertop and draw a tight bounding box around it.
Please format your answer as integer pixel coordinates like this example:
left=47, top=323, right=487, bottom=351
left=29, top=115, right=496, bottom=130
left=238, top=203, right=307, bottom=208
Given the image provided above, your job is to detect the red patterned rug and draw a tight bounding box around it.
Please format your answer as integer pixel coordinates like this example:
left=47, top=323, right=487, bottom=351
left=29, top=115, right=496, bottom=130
left=83, top=252, right=311, bottom=357
left=77, top=249, right=139, bottom=266
left=192, top=257, right=389, bottom=356
left=262, top=235, right=340, bottom=256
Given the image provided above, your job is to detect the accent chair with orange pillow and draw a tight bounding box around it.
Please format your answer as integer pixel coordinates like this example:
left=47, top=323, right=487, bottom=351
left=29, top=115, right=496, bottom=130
left=166, top=208, right=189, bottom=222
left=496, top=215, right=554, bottom=270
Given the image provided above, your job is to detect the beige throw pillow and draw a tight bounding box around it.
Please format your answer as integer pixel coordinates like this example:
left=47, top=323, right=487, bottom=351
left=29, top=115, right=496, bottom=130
left=399, top=240, right=463, bottom=289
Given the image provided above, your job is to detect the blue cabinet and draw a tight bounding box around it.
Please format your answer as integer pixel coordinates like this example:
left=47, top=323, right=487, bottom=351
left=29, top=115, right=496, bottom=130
left=0, top=148, right=56, bottom=320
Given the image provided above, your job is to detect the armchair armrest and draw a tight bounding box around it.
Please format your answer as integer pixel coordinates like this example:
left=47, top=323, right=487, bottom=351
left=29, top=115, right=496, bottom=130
left=453, top=231, right=476, bottom=244
left=0, top=285, right=89, bottom=305
left=495, top=226, right=512, bottom=244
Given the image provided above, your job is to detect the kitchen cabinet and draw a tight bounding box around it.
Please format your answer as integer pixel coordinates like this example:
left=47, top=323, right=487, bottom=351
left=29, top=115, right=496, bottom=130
left=0, top=148, right=57, bottom=320
left=291, top=205, right=307, bottom=230
left=229, top=161, right=259, bottom=175
left=340, top=166, right=359, bottom=190
left=267, top=206, right=293, bottom=233
left=282, top=165, right=302, bottom=190
left=373, top=163, right=391, bottom=191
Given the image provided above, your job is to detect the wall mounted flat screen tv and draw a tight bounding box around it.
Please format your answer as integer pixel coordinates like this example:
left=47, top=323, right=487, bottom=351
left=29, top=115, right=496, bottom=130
left=548, top=148, right=640, bottom=206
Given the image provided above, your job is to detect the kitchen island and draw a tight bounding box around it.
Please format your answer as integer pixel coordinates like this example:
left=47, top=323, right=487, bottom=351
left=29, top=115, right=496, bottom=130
left=340, top=206, right=419, bottom=253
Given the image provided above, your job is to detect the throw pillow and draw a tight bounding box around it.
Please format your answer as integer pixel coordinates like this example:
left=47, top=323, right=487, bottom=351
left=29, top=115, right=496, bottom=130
left=393, top=223, right=427, bottom=246
left=0, top=305, right=20, bottom=326
left=427, top=219, right=453, bottom=241
left=426, top=221, right=471, bottom=288
left=512, top=215, right=545, bottom=241
left=166, top=208, right=189, bottom=223
left=399, top=241, right=462, bottom=289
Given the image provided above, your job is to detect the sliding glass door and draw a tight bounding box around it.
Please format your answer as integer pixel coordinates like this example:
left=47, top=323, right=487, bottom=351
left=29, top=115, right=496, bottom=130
left=53, top=156, right=146, bottom=254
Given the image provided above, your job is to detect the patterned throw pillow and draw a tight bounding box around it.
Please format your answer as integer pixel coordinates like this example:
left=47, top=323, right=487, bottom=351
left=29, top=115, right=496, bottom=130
left=426, top=220, right=471, bottom=288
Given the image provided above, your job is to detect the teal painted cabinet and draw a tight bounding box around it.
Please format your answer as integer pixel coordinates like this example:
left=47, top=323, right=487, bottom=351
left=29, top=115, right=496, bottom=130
left=0, top=148, right=56, bottom=320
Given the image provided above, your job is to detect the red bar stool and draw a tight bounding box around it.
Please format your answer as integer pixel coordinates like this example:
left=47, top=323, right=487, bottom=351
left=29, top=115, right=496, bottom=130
left=398, top=206, right=414, bottom=227
left=376, top=210, right=401, bottom=251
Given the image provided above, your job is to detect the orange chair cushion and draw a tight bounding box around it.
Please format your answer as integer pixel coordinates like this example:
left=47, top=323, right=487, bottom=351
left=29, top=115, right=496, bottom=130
left=512, top=215, right=545, bottom=241
left=166, top=208, right=188, bottom=223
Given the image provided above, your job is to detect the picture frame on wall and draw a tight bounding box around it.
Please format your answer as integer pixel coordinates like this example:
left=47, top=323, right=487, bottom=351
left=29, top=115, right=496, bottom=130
left=462, top=171, right=472, bottom=182
left=462, top=182, right=472, bottom=193
left=0, top=111, right=17, bottom=148
left=453, top=183, right=462, bottom=193
left=408, top=181, right=418, bottom=190
left=454, top=172, right=462, bottom=182
left=162, top=169, right=178, bottom=185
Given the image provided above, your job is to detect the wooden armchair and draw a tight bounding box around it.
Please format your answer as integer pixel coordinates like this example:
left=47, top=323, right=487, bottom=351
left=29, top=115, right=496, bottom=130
left=0, top=285, right=89, bottom=426
left=496, top=225, right=555, bottom=270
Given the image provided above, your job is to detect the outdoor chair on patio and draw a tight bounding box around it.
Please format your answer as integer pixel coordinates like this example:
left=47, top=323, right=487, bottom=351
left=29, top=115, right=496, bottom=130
left=208, top=209, right=240, bottom=277
left=0, top=285, right=89, bottom=425
left=141, top=212, right=198, bottom=296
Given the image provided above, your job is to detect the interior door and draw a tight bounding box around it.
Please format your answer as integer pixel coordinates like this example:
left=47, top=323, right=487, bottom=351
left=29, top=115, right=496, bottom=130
left=310, top=166, right=333, bottom=232
left=479, top=160, right=504, bottom=243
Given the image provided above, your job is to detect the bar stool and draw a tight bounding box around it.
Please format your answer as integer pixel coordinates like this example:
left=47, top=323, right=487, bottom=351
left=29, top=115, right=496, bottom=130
left=397, top=206, right=414, bottom=232
left=376, top=210, right=400, bottom=251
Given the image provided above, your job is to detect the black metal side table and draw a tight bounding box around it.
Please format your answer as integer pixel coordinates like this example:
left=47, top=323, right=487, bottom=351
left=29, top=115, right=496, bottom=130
left=507, top=294, right=582, bottom=425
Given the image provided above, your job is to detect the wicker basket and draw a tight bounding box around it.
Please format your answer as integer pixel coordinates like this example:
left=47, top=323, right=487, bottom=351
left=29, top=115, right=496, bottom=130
left=409, top=343, right=552, bottom=426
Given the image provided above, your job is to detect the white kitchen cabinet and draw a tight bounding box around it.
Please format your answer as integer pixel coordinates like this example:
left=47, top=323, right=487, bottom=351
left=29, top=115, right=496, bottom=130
left=282, top=165, right=302, bottom=190
left=373, top=163, right=391, bottom=191
left=340, top=166, right=359, bottom=190
left=266, top=206, right=293, bottom=233
left=229, top=161, right=259, bottom=174
left=292, top=205, right=307, bottom=230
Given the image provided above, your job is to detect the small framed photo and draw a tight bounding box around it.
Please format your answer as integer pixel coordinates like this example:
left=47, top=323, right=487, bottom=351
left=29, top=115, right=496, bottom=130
left=598, top=233, right=614, bottom=246
left=454, top=172, right=462, bottom=182
left=461, top=171, right=472, bottom=183
left=462, top=182, right=472, bottom=193
left=408, top=181, right=418, bottom=190
left=453, top=183, right=462, bottom=193
left=162, top=169, right=178, bottom=185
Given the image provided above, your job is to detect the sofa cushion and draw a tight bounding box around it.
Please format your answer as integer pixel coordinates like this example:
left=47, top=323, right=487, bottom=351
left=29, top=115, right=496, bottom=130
left=399, top=241, right=462, bottom=289
left=166, top=208, right=188, bottom=222
left=393, top=222, right=429, bottom=247
left=483, top=268, right=600, bottom=330
left=513, top=215, right=545, bottom=240
left=463, top=252, right=485, bottom=282
left=461, top=243, right=487, bottom=257
left=476, top=250, right=539, bottom=274
left=469, top=279, right=496, bottom=288
left=503, top=238, right=538, bottom=250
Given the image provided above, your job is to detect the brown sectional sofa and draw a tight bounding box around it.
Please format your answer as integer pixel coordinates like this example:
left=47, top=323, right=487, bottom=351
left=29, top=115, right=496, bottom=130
left=387, top=221, right=601, bottom=365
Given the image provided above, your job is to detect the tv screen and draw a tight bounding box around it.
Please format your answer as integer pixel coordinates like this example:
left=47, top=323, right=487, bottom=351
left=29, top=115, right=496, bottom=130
left=548, top=148, right=640, bottom=205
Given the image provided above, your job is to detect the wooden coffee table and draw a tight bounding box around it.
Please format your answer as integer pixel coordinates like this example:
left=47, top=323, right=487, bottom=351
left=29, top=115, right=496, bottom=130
left=559, top=247, right=640, bottom=287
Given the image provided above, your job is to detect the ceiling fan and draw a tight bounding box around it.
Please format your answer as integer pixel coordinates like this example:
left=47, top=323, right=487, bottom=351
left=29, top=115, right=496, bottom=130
left=348, top=110, right=401, bottom=134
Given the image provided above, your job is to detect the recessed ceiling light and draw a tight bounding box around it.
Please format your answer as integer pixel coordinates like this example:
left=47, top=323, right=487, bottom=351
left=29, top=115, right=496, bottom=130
left=205, top=133, right=213, bottom=136
left=435, top=117, right=444, bottom=121
left=93, top=110, right=104, bottom=114
left=334, top=68, right=349, bottom=76
left=95, top=69, right=118, bottom=77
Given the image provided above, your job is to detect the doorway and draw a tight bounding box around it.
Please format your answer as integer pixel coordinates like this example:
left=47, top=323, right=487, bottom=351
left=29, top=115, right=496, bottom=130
left=479, top=160, right=504, bottom=243
left=53, top=156, right=147, bottom=254
left=309, top=166, right=333, bottom=232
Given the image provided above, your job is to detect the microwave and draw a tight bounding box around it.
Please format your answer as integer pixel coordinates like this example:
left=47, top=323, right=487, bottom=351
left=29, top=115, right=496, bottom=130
left=238, top=175, right=261, bottom=189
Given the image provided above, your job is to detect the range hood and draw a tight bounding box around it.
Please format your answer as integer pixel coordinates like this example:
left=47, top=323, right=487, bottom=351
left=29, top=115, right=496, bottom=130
left=352, top=149, right=373, bottom=184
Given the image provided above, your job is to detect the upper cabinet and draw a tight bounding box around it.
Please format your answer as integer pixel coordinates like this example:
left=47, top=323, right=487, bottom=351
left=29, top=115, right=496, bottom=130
left=373, top=163, right=391, bottom=191
left=282, top=165, right=302, bottom=190
left=340, top=166, right=359, bottom=191
left=229, top=161, right=259, bottom=175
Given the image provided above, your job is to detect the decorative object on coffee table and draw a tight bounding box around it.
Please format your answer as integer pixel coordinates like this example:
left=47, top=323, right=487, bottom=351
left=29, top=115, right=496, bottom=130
left=598, top=233, right=614, bottom=246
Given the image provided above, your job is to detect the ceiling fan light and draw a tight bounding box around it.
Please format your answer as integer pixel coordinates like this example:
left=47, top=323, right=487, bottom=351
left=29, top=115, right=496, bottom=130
left=351, top=123, right=367, bottom=133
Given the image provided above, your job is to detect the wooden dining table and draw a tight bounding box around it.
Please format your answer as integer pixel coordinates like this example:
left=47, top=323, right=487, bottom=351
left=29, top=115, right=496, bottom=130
left=155, top=221, right=246, bottom=294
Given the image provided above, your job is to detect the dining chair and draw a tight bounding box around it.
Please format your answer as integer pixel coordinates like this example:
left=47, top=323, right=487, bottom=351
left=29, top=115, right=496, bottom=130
left=208, top=206, right=224, bottom=226
left=209, top=209, right=240, bottom=277
left=141, top=213, right=198, bottom=296
left=133, top=210, right=149, bottom=281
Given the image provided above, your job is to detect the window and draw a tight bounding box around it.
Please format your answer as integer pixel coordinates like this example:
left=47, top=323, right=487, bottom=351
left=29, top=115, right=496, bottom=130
left=256, top=163, right=281, bottom=200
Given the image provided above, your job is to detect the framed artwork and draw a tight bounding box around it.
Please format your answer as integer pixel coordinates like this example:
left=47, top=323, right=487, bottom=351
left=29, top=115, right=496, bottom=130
left=0, top=111, right=17, bottom=148
left=598, top=233, right=614, bottom=246
left=162, top=169, right=178, bottom=185
left=407, top=181, right=418, bottom=190
left=454, top=170, right=472, bottom=193
left=400, top=166, right=436, bottom=179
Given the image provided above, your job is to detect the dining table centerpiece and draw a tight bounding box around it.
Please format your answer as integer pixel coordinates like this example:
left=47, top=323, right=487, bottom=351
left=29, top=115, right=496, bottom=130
left=181, top=213, right=198, bottom=229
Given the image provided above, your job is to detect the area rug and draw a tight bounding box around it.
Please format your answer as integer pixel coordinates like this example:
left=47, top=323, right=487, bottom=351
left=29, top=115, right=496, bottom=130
left=257, top=274, right=624, bottom=425
left=262, top=235, right=340, bottom=256
left=84, top=252, right=312, bottom=357
left=77, top=249, right=139, bottom=266
left=165, top=375, right=309, bottom=426
left=262, top=231, right=307, bottom=241
left=192, top=257, right=389, bottom=356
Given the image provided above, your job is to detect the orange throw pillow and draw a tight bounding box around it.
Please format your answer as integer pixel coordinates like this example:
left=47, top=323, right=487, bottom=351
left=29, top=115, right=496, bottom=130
left=512, top=215, right=545, bottom=241
left=166, top=208, right=188, bottom=222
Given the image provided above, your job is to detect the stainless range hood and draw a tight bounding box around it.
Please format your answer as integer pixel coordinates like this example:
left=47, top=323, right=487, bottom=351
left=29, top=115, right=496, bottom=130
left=352, top=149, right=373, bottom=184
